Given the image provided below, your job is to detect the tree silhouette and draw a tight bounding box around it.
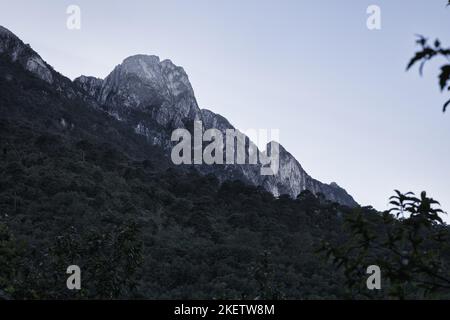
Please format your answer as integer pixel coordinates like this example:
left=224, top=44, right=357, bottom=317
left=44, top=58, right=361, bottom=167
left=407, top=3, right=450, bottom=112
left=320, top=191, right=450, bottom=299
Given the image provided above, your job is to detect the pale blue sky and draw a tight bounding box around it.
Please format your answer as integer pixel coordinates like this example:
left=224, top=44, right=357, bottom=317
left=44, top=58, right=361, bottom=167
left=1, top=0, right=449, bottom=217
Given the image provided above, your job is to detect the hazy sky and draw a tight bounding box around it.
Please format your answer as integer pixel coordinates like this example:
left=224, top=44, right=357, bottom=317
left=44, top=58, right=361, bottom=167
left=1, top=0, right=450, bottom=217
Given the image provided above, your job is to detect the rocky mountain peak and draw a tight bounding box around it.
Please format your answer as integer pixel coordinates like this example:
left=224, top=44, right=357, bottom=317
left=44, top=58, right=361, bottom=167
left=118, top=55, right=162, bottom=82
left=110, top=54, right=195, bottom=100
left=76, top=54, right=201, bottom=128
left=1, top=25, right=358, bottom=207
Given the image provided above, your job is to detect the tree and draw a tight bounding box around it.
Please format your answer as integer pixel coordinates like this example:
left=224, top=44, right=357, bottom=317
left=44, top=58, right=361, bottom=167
left=0, top=223, right=20, bottom=299
left=320, top=191, right=450, bottom=299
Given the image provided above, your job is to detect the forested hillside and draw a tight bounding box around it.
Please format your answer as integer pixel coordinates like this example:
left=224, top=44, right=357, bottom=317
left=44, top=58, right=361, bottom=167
left=1, top=48, right=449, bottom=300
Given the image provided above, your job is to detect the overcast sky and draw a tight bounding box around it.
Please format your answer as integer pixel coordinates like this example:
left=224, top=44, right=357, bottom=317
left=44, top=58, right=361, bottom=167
left=1, top=0, right=450, bottom=219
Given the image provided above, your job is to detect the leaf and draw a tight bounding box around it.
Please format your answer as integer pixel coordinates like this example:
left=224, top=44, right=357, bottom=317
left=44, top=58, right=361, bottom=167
left=415, top=34, right=427, bottom=47
left=406, top=48, right=436, bottom=72
left=429, top=199, right=441, bottom=206
left=438, top=65, right=450, bottom=91
left=407, top=51, right=427, bottom=70
left=443, top=98, right=450, bottom=112
left=439, top=48, right=450, bottom=56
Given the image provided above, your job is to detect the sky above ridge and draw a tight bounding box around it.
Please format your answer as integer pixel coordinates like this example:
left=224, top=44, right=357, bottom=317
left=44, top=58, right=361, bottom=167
left=1, top=0, right=450, bottom=219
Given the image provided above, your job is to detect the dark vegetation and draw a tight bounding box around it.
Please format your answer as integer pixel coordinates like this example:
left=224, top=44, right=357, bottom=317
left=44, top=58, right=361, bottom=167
left=320, top=2, right=450, bottom=299
left=0, top=115, right=359, bottom=298
left=407, top=35, right=450, bottom=112
left=1, top=22, right=450, bottom=299
left=321, top=191, right=450, bottom=299
left=0, top=114, right=354, bottom=299
left=407, top=1, right=450, bottom=112
left=0, top=55, right=353, bottom=299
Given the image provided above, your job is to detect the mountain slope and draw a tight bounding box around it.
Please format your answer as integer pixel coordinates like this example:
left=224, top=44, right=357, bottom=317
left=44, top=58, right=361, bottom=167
left=1, top=27, right=357, bottom=299
left=74, top=53, right=357, bottom=206
left=262, top=143, right=356, bottom=206
left=1, top=25, right=357, bottom=206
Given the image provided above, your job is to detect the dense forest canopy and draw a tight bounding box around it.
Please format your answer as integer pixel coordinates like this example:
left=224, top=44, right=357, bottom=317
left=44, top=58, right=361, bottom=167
left=2, top=1, right=450, bottom=299
left=1, top=52, right=449, bottom=299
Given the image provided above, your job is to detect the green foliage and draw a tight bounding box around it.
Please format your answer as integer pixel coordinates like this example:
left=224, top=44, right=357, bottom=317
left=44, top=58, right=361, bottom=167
left=0, top=223, right=20, bottom=299
left=320, top=191, right=450, bottom=299
left=1, top=49, right=450, bottom=300
left=0, top=116, right=354, bottom=299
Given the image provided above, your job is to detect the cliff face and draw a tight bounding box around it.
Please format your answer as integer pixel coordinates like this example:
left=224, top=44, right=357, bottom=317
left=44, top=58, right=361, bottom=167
left=75, top=55, right=202, bottom=129
left=0, top=26, right=53, bottom=84
left=262, top=143, right=357, bottom=206
left=1, top=25, right=357, bottom=206
left=74, top=53, right=357, bottom=206
left=0, top=26, right=98, bottom=106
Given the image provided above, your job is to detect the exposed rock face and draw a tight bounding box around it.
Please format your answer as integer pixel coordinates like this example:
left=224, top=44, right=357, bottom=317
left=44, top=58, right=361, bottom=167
left=0, top=26, right=53, bottom=84
left=75, top=55, right=202, bottom=130
left=0, top=25, right=358, bottom=206
left=201, top=109, right=234, bottom=132
left=74, top=54, right=357, bottom=206
left=262, top=143, right=357, bottom=207
left=199, top=108, right=263, bottom=186
left=74, top=75, right=103, bottom=99
left=200, top=110, right=357, bottom=206
left=0, top=26, right=97, bottom=104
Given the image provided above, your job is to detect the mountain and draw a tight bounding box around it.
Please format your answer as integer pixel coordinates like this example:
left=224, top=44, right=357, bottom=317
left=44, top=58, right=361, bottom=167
left=3, top=25, right=450, bottom=301
left=1, top=25, right=356, bottom=206
left=0, top=26, right=91, bottom=101
left=76, top=55, right=202, bottom=128
left=0, top=26, right=54, bottom=84
left=0, top=27, right=171, bottom=168
left=262, top=143, right=356, bottom=205
left=72, top=52, right=357, bottom=206
left=1, top=26, right=361, bottom=299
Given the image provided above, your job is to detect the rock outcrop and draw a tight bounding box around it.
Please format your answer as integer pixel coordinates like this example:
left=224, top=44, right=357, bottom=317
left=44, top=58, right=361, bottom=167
left=0, top=25, right=357, bottom=206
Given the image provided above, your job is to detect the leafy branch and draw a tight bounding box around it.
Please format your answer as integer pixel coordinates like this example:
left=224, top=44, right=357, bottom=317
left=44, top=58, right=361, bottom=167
left=407, top=35, right=450, bottom=112
left=320, top=190, right=450, bottom=299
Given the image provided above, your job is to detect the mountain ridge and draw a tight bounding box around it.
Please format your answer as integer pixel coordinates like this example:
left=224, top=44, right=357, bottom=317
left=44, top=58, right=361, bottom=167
left=0, top=25, right=357, bottom=207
